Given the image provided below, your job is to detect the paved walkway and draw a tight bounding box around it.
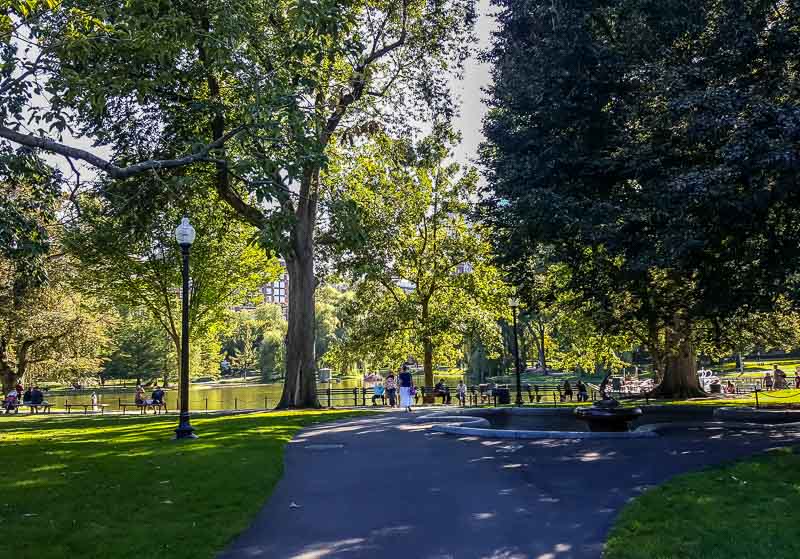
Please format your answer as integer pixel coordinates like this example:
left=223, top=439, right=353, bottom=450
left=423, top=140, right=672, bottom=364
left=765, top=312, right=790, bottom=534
left=220, top=411, right=800, bottom=559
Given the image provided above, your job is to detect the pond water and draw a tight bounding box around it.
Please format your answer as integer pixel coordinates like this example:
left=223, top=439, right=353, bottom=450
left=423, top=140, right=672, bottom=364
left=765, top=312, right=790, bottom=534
left=42, top=374, right=441, bottom=411
left=44, top=380, right=359, bottom=411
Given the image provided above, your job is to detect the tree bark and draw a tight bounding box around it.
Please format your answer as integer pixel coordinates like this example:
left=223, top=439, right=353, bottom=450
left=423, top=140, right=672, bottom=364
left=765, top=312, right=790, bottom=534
left=421, top=300, right=435, bottom=403
left=536, top=318, right=547, bottom=370
left=277, top=187, right=320, bottom=409
left=0, top=337, right=16, bottom=393
left=651, top=317, right=705, bottom=398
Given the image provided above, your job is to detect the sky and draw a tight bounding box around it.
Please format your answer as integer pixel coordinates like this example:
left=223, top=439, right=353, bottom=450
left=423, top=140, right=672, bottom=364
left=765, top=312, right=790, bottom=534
left=451, top=0, right=497, bottom=167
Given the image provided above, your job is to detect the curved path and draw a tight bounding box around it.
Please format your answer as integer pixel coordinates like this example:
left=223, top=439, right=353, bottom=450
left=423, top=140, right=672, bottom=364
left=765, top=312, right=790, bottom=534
left=220, top=411, right=800, bottom=559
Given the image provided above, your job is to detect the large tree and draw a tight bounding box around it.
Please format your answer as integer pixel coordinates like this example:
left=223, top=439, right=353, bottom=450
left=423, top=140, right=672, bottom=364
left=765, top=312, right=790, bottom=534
left=2, top=0, right=477, bottom=407
left=481, top=0, right=800, bottom=397
left=66, top=188, right=280, bottom=381
left=326, top=127, right=507, bottom=396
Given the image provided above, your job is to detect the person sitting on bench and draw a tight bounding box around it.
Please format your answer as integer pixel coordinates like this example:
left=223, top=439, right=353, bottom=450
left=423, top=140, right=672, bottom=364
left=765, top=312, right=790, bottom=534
left=372, top=382, right=385, bottom=406
left=31, top=386, right=44, bottom=406
left=4, top=389, right=19, bottom=414
left=151, top=386, right=165, bottom=405
left=456, top=381, right=467, bottom=406
left=434, top=379, right=451, bottom=404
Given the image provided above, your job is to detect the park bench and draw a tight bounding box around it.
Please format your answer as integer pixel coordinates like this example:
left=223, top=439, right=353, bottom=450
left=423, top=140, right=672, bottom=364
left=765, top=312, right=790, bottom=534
left=64, top=403, right=110, bottom=414
left=21, top=403, right=53, bottom=414
left=120, top=402, right=167, bottom=415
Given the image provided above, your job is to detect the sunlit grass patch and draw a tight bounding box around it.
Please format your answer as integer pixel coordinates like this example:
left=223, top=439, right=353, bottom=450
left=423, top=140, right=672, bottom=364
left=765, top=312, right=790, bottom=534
left=605, top=448, right=800, bottom=559
left=0, top=410, right=371, bottom=559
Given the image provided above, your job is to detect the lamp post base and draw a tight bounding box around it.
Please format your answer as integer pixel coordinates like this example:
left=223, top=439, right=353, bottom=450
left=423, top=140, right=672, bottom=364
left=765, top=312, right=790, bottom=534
left=174, top=414, right=197, bottom=440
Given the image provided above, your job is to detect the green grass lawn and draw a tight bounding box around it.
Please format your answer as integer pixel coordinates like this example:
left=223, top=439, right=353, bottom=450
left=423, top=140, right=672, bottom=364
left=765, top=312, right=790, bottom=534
left=614, top=388, right=800, bottom=408
left=605, top=447, right=800, bottom=559
left=719, top=358, right=800, bottom=374
left=0, top=410, right=370, bottom=559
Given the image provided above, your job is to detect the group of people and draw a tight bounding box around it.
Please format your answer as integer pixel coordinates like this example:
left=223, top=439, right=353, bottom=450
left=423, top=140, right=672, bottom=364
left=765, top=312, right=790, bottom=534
left=134, top=384, right=166, bottom=411
left=369, top=365, right=415, bottom=412
left=558, top=379, right=589, bottom=402
left=763, top=364, right=800, bottom=390
left=370, top=366, right=469, bottom=411
left=3, top=383, right=47, bottom=413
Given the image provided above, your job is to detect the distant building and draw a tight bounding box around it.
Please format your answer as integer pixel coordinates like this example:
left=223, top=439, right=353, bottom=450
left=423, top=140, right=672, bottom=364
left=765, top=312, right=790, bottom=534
left=456, top=262, right=473, bottom=274
left=261, top=271, right=289, bottom=306
left=396, top=278, right=415, bottom=294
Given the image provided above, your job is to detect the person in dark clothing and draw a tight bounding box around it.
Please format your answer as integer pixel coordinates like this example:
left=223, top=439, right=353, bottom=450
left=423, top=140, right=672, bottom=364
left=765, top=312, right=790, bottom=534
left=434, top=379, right=451, bottom=404
left=151, top=386, right=165, bottom=405
left=398, top=365, right=414, bottom=412
left=30, top=387, right=44, bottom=405
left=563, top=380, right=573, bottom=401
left=576, top=380, right=588, bottom=402
left=22, top=388, right=32, bottom=404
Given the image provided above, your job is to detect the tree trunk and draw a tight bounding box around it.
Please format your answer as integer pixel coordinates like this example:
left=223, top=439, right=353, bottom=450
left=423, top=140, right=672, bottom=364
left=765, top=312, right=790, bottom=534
left=651, top=317, right=705, bottom=398
left=537, top=320, right=547, bottom=370
left=277, top=198, right=320, bottom=409
left=0, top=337, right=16, bottom=393
left=421, top=301, right=434, bottom=403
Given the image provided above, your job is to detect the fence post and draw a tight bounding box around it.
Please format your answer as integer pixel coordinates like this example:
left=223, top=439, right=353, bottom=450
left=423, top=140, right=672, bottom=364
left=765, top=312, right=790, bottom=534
left=118, top=397, right=121, bottom=410
left=353, top=388, right=358, bottom=406
left=327, top=387, right=332, bottom=408
left=205, top=397, right=208, bottom=412
left=361, top=388, right=366, bottom=407
left=553, top=393, right=557, bottom=407
left=234, top=397, right=238, bottom=410
left=755, top=388, right=760, bottom=409
left=264, top=396, right=268, bottom=409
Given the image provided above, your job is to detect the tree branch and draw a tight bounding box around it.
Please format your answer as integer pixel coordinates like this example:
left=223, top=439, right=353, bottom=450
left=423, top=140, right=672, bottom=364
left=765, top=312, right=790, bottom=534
left=0, top=125, right=246, bottom=179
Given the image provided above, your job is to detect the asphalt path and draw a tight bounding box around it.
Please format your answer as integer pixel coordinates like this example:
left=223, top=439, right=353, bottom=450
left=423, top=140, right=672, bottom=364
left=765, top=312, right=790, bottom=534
left=220, top=411, right=800, bottom=559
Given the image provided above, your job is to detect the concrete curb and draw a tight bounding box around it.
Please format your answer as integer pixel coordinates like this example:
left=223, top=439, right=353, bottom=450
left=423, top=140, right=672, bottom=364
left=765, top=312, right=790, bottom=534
left=430, top=423, right=659, bottom=439
left=419, top=409, right=659, bottom=439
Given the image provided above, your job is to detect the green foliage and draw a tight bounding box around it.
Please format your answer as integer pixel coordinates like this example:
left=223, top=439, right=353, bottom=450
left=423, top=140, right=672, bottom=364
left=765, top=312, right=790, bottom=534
left=66, top=188, right=280, bottom=360
left=3, top=0, right=478, bottom=407
left=102, top=309, right=167, bottom=383
left=0, top=146, right=59, bottom=299
left=480, top=0, right=800, bottom=388
left=326, top=126, right=508, bottom=384
left=219, top=303, right=288, bottom=381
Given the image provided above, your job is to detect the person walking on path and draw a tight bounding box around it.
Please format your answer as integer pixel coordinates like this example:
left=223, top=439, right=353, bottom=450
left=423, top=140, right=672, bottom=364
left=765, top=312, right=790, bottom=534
left=764, top=371, right=774, bottom=391
left=795, top=367, right=800, bottom=389
left=398, top=365, right=414, bottom=412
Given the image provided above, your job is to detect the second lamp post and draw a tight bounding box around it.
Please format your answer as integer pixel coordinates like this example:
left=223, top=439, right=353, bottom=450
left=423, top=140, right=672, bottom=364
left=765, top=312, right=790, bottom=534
left=175, top=217, right=198, bottom=439
left=509, top=297, right=523, bottom=406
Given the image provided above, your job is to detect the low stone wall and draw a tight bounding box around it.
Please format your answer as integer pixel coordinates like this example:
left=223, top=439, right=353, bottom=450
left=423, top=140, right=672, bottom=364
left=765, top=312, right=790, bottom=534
left=417, top=408, right=658, bottom=440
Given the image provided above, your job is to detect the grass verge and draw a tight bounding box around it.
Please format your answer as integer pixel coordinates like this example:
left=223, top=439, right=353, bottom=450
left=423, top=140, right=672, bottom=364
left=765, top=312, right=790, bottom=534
left=604, top=447, right=800, bottom=559
left=0, top=410, right=371, bottom=559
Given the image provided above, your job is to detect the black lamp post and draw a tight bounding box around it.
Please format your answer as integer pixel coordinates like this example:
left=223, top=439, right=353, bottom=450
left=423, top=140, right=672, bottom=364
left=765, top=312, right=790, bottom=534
left=175, top=217, right=197, bottom=439
left=509, top=297, right=523, bottom=406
